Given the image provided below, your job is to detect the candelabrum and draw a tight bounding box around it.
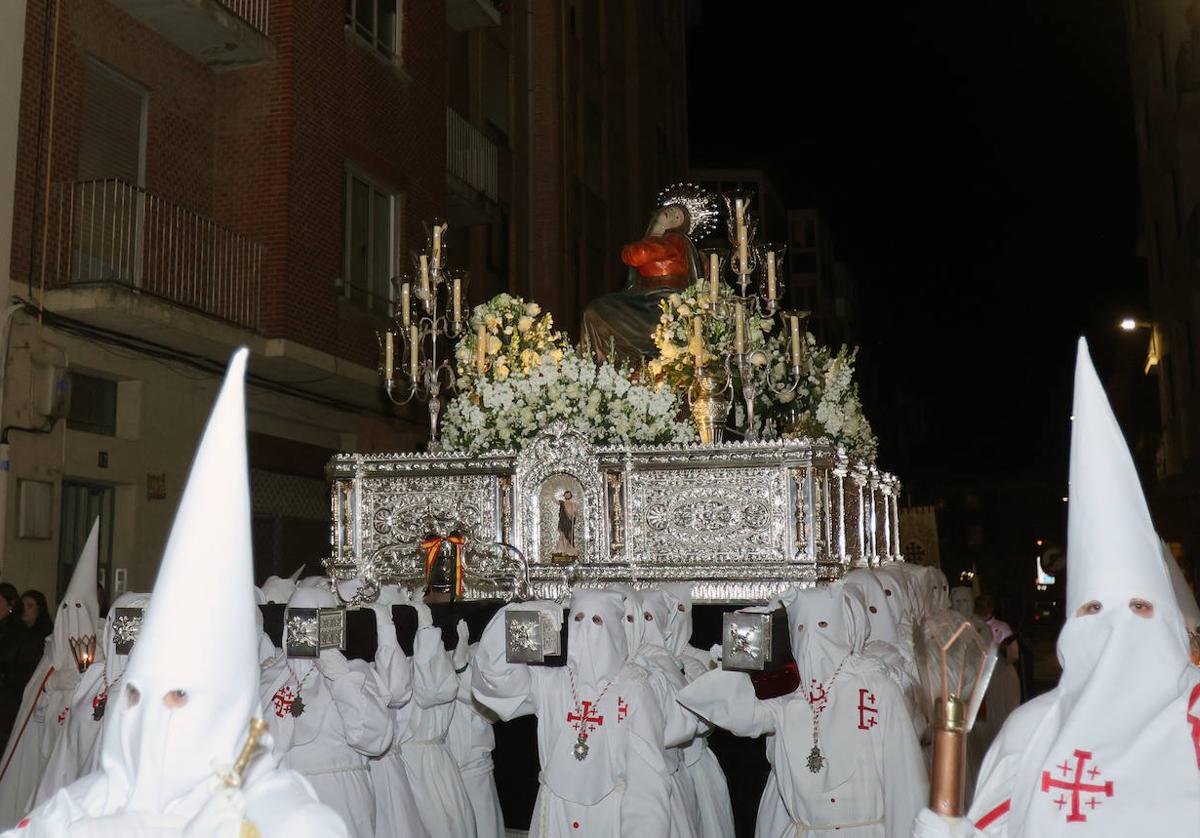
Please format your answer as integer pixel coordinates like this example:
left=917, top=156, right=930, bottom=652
left=378, top=219, right=468, bottom=449
left=690, top=191, right=808, bottom=442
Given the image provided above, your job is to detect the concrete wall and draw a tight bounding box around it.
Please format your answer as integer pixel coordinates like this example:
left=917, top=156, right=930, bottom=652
left=0, top=311, right=399, bottom=600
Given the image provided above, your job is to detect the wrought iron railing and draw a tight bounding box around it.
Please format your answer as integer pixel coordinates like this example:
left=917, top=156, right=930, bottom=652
left=50, top=179, right=263, bottom=332
left=219, top=0, right=269, bottom=36
left=446, top=107, right=499, bottom=202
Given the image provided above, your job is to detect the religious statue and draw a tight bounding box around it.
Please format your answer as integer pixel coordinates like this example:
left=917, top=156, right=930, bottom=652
left=554, top=489, right=578, bottom=557
left=581, top=183, right=719, bottom=369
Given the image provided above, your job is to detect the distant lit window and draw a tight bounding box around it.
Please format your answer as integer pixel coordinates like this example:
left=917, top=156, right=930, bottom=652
left=346, top=0, right=400, bottom=60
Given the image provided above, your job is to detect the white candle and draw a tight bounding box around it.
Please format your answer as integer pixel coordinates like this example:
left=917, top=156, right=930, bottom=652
left=735, top=200, right=748, bottom=275
left=419, top=255, right=430, bottom=296
left=432, top=224, right=443, bottom=269
left=766, top=251, right=776, bottom=301
left=709, top=253, right=719, bottom=303
left=693, top=317, right=705, bottom=366
left=409, top=325, right=420, bottom=379
left=790, top=315, right=802, bottom=367
left=452, top=276, right=462, bottom=322
left=400, top=283, right=411, bottom=327
left=384, top=331, right=394, bottom=379
left=476, top=324, right=487, bottom=373
left=734, top=304, right=746, bottom=355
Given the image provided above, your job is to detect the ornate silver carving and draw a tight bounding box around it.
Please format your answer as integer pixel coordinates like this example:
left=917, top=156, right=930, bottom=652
left=111, top=609, right=143, bottom=655
left=325, top=427, right=900, bottom=603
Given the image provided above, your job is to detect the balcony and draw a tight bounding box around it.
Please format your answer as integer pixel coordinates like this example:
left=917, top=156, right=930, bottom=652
left=107, top=0, right=273, bottom=69
left=446, top=0, right=501, bottom=31
left=446, top=107, right=500, bottom=226
left=48, top=179, right=262, bottom=332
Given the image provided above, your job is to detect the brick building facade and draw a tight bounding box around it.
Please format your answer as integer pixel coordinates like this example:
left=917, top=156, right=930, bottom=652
left=0, top=0, right=690, bottom=598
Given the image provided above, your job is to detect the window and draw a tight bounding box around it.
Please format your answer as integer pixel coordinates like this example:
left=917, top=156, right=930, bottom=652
left=67, top=372, right=118, bottom=436
left=346, top=0, right=399, bottom=60
left=344, top=169, right=399, bottom=316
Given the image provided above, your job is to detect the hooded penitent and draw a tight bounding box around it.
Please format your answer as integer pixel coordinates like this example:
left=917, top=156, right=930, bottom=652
left=956, top=339, right=1200, bottom=837
left=5, top=349, right=347, bottom=837
left=33, top=592, right=151, bottom=805
left=96, top=350, right=261, bottom=814
left=473, top=590, right=673, bottom=836
left=843, top=569, right=900, bottom=648
left=0, top=521, right=101, bottom=828
left=781, top=581, right=871, bottom=693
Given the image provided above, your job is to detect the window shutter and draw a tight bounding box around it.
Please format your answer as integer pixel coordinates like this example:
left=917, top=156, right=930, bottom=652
left=78, top=59, right=144, bottom=184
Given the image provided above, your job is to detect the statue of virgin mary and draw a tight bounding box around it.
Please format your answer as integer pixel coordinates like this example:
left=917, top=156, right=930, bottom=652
left=581, top=183, right=719, bottom=369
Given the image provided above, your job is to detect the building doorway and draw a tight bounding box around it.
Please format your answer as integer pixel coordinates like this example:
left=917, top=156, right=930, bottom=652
left=58, top=480, right=114, bottom=604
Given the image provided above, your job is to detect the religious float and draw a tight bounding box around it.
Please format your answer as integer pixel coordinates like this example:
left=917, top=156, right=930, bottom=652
left=299, top=187, right=997, bottom=832
left=326, top=184, right=903, bottom=605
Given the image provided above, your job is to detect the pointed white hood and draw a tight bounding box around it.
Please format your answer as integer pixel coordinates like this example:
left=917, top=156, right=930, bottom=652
left=658, top=584, right=695, bottom=658
left=52, top=520, right=102, bottom=675
left=843, top=568, right=899, bottom=647
left=782, top=581, right=870, bottom=689
left=97, top=348, right=261, bottom=814
left=999, top=339, right=1199, bottom=836
left=1058, top=339, right=1186, bottom=681
left=566, top=590, right=627, bottom=687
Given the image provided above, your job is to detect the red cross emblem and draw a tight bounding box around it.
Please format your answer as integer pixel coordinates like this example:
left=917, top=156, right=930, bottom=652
left=808, top=679, right=829, bottom=713
left=1040, top=749, right=1113, bottom=823
left=617, top=697, right=628, bottom=722
left=56, top=707, right=68, bottom=726
left=566, top=701, right=605, bottom=741
left=271, top=685, right=296, bottom=718
left=857, top=688, right=878, bottom=730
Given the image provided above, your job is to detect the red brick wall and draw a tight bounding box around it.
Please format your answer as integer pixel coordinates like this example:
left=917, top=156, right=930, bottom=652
left=10, top=0, right=446, bottom=371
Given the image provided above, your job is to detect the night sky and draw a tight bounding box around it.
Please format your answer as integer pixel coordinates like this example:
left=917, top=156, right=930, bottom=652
left=689, top=1, right=1145, bottom=548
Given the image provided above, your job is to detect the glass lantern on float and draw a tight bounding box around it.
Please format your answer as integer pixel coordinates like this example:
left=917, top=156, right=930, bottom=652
left=377, top=218, right=469, bottom=448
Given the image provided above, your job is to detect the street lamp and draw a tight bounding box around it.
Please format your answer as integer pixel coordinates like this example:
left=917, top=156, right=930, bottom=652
left=1119, top=317, right=1151, bottom=331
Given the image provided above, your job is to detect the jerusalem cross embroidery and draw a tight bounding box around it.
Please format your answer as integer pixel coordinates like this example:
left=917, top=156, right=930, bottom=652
left=808, top=679, right=829, bottom=713
left=271, top=685, right=297, bottom=718
left=617, top=697, right=629, bottom=722
left=856, top=688, right=878, bottom=730
left=567, top=701, right=605, bottom=739
left=1040, top=749, right=1114, bottom=823
left=56, top=707, right=68, bottom=726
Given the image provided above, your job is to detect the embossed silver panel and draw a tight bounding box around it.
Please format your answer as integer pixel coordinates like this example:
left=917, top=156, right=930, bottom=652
left=325, top=422, right=903, bottom=603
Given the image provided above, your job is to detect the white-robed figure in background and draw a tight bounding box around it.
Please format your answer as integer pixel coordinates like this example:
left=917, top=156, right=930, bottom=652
left=657, top=585, right=735, bottom=838
left=844, top=569, right=925, bottom=739
left=259, top=584, right=393, bottom=837
left=680, top=580, right=927, bottom=838
left=260, top=567, right=304, bottom=605
left=913, top=340, right=1200, bottom=838
left=3, top=347, right=345, bottom=837
left=365, top=590, right=429, bottom=838
left=624, top=588, right=699, bottom=838
left=390, top=602, right=476, bottom=838
left=448, top=624, right=506, bottom=838
left=0, top=523, right=101, bottom=829
left=473, top=591, right=672, bottom=837
left=33, top=592, right=151, bottom=805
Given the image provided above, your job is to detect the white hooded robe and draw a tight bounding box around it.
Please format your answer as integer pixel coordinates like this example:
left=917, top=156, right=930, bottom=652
left=472, top=592, right=672, bottom=838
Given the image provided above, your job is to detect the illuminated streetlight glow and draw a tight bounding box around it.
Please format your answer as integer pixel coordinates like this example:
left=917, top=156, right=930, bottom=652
left=1120, top=318, right=1137, bottom=331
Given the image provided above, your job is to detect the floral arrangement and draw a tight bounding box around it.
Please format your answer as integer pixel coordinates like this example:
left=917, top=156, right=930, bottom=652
left=453, top=293, right=563, bottom=390
left=441, top=295, right=695, bottom=454
left=648, top=280, right=775, bottom=388
left=765, top=331, right=878, bottom=461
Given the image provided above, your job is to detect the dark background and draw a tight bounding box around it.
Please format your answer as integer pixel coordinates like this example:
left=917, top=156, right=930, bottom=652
left=687, top=2, right=1153, bottom=639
